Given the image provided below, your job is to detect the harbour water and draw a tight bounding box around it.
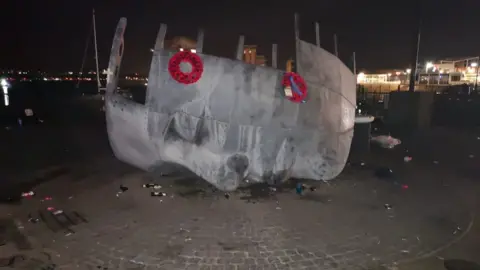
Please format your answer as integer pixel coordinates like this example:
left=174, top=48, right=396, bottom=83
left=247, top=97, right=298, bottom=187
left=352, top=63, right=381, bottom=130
left=0, top=81, right=96, bottom=127
left=0, top=80, right=147, bottom=128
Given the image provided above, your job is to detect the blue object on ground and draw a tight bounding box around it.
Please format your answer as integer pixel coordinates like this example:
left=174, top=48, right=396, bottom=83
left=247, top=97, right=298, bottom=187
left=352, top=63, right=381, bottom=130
left=295, top=183, right=303, bottom=195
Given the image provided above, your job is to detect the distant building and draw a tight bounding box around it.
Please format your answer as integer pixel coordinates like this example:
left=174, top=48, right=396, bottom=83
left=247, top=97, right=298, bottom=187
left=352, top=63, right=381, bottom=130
left=419, top=57, right=479, bottom=85
left=164, top=37, right=197, bottom=51
left=255, top=55, right=267, bottom=66
left=243, top=45, right=267, bottom=66
left=286, top=59, right=294, bottom=72
left=357, top=57, right=480, bottom=92
left=357, top=70, right=408, bottom=84
left=243, top=45, right=257, bottom=65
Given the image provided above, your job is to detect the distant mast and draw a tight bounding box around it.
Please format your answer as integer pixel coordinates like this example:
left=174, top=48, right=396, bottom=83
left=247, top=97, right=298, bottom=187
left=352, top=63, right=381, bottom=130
left=76, top=9, right=102, bottom=92
left=93, top=9, right=102, bottom=91
left=409, top=20, right=422, bottom=92
left=353, top=52, right=356, bottom=76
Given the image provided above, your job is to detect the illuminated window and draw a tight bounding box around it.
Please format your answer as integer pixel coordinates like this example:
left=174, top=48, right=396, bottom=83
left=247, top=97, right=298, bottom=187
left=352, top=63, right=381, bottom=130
left=451, top=75, right=461, bottom=82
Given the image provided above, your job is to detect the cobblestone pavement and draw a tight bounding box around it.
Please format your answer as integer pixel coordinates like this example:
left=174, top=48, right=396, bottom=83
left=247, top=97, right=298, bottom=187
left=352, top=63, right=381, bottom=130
left=1, top=126, right=479, bottom=270
left=0, top=150, right=476, bottom=270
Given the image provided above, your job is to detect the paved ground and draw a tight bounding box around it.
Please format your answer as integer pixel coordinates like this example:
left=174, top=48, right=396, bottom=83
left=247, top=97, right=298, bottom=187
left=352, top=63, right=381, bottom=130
left=1, top=99, right=480, bottom=270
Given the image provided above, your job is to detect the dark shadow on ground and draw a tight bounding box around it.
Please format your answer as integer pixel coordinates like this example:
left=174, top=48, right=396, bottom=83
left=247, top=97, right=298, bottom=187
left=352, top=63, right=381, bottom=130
left=444, top=259, right=480, bottom=270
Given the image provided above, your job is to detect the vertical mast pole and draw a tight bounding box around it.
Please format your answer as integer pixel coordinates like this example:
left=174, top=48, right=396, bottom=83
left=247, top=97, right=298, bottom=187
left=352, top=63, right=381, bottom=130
left=272, top=44, right=278, bottom=68
left=353, top=52, right=356, bottom=76
left=294, top=13, right=300, bottom=73
left=409, top=20, right=421, bottom=92
left=315, top=22, right=320, bottom=47
left=333, top=34, right=338, bottom=57
left=93, top=9, right=101, bottom=90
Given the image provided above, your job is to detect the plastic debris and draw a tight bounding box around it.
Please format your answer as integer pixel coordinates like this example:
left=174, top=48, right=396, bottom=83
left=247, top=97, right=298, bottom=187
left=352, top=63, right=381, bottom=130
left=151, top=192, right=166, bottom=197
left=21, top=191, right=35, bottom=197
left=53, top=210, right=63, bottom=215
left=295, top=183, right=304, bottom=195
left=24, top=109, right=33, bottom=117
left=403, top=156, right=412, bottom=162
left=401, top=184, right=409, bottom=190
left=27, top=214, right=39, bottom=224
left=310, top=186, right=317, bottom=192
left=47, top=207, right=55, bottom=211
left=384, top=204, right=393, bottom=210
left=117, top=185, right=128, bottom=197
left=15, top=221, right=24, bottom=230
left=433, top=160, right=439, bottom=164
left=468, top=154, right=474, bottom=158
left=44, top=196, right=52, bottom=201
left=143, top=183, right=162, bottom=189
left=371, top=135, right=401, bottom=149
left=179, top=228, right=190, bottom=234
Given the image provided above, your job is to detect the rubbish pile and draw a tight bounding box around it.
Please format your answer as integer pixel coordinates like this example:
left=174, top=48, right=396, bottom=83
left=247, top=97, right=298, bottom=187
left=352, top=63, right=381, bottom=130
left=371, top=135, right=401, bottom=149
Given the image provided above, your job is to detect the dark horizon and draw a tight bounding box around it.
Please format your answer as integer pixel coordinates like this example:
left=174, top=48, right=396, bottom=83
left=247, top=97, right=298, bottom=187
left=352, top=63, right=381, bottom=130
left=5, top=0, right=480, bottom=74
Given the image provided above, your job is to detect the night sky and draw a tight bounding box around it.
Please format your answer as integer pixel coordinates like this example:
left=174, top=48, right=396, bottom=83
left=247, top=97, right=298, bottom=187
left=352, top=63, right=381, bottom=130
left=5, top=0, right=480, bottom=74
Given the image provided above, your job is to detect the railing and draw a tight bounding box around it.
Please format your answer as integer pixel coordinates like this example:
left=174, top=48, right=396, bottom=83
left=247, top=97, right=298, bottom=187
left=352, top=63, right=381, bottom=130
left=357, top=89, right=390, bottom=118
left=357, top=87, right=480, bottom=127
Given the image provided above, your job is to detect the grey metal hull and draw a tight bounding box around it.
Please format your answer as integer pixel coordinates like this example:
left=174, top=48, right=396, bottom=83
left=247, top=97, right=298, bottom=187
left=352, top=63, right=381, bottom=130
left=104, top=18, right=356, bottom=191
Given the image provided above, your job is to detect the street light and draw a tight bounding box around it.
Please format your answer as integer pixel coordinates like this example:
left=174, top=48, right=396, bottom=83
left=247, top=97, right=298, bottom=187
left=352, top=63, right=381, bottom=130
left=474, top=60, right=479, bottom=91
left=357, top=72, right=365, bottom=84
left=406, top=68, right=411, bottom=74
left=425, top=62, right=433, bottom=72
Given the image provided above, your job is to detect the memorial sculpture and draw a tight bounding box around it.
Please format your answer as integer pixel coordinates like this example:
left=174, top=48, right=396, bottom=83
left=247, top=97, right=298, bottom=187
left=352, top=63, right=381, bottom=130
left=104, top=15, right=356, bottom=191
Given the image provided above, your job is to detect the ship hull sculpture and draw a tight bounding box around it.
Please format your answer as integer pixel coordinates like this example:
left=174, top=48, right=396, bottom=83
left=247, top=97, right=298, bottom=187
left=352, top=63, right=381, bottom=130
left=104, top=16, right=356, bottom=191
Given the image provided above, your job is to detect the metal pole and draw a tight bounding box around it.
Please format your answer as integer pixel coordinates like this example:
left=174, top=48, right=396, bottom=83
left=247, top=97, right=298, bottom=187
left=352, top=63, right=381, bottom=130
left=76, top=17, right=93, bottom=89
left=236, top=36, right=245, bottom=61
left=333, top=34, right=338, bottom=57
left=272, top=44, right=278, bottom=68
left=408, top=20, right=421, bottom=92
left=315, top=22, right=320, bottom=47
left=196, top=29, right=204, bottom=53
left=353, top=52, right=356, bottom=76
left=294, top=13, right=300, bottom=41
left=294, top=13, right=300, bottom=73
left=92, top=9, right=101, bottom=90
left=154, top=24, right=167, bottom=50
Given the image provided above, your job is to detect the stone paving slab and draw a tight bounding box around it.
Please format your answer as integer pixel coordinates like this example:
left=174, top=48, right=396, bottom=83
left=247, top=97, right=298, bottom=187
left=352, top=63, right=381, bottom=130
left=1, top=155, right=475, bottom=270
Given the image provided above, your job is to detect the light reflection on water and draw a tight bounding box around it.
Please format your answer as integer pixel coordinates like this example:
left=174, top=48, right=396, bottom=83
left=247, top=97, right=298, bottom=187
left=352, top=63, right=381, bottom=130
left=2, top=86, right=9, bottom=106
left=1, top=78, right=9, bottom=106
